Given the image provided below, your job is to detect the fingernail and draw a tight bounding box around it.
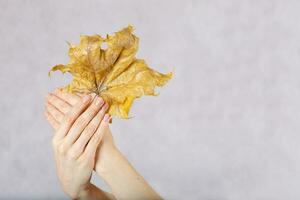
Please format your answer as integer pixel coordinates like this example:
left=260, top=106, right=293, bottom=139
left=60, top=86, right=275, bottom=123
left=103, top=114, right=110, bottom=122
left=95, top=97, right=103, bottom=106
left=82, top=95, right=91, bottom=102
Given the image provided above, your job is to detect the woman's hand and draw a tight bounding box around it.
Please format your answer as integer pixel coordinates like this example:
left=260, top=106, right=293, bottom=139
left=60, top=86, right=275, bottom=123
left=44, top=90, right=117, bottom=175
left=45, top=91, right=110, bottom=199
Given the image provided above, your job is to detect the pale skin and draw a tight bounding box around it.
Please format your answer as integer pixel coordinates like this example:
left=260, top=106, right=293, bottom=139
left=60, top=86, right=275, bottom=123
left=44, top=89, right=162, bottom=200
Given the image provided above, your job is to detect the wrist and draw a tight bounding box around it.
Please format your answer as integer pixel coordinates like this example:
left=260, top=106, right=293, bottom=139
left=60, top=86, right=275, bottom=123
left=95, top=146, right=123, bottom=177
left=76, top=183, right=94, bottom=200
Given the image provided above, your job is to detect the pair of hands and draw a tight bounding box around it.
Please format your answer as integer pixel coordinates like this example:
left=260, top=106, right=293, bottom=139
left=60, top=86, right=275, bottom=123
left=44, top=89, right=115, bottom=199
left=44, top=89, right=162, bottom=200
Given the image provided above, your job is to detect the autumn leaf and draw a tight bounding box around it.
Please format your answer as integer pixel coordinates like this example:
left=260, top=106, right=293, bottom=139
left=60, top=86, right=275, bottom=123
left=49, top=25, right=172, bottom=119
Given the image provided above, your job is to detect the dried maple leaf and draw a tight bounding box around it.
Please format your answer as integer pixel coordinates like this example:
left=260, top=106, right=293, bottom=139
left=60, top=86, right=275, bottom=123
left=49, top=25, right=172, bottom=119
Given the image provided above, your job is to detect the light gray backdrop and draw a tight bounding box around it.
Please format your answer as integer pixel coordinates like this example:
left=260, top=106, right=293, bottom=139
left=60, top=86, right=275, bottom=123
left=1, top=0, right=300, bottom=199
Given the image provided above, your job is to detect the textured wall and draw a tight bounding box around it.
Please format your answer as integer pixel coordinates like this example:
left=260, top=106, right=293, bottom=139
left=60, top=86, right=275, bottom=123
left=1, top=0, right=300, bottom=199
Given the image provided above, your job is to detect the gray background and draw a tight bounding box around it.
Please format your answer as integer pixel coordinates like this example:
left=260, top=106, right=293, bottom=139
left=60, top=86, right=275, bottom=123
left=1, top=0, right=300, bottom=199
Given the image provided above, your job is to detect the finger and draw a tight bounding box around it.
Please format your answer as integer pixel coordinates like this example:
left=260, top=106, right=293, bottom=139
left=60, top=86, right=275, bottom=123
left=45, top=102, right=64, bottom=122
left=44, top=111, right=60, bottom=131
left=83, top=114, right=111, bottom=158
left=62, top=96, right=104, bottom=147
left=54, top=95, right=92, bottom=141
left=53, top=89, right=82, bottom=106
left=46, top=93, right=72, bottom=114
left=69, top=103, right=109, bottom=157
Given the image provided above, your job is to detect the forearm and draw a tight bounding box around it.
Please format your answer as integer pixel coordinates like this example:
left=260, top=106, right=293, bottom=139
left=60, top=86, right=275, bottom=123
left=95, top=148, right=162, bottom=200
left=77, top=183, right=116, bottom=200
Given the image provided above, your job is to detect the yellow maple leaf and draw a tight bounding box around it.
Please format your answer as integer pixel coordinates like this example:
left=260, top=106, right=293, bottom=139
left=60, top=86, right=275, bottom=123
left=49, top=25, right=172, bottom=119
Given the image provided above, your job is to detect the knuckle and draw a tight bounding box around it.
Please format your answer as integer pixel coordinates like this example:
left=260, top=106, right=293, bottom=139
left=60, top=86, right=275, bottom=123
left=65, top=114, right=74, bottom=124
left=85, top=123, right=97, bottom=134
left=78, top=112, right=92, bottom=124
left=57, top=101, right=63, bottom=108
left=59, top=101, right=68, bottom=110
left=56, top=112, right=63, bottom=121
left=46, top=105, right=52, bottom=112
left=49, top=96, right=56, bottom=104
left=57, top=143, right=68, bottom=154
left=89, top=104, right=100, bottom=113
left=79, top=153, right=92, bottom=164
left=53, top=112, right=60, bottom=119
left=47, top=94, right=52, bottom=101
left=76, top=118, right=85, bottom=127
left=45, top=102, right=50, bottom=109
left=51, top=138, right=58, bottom=147
left=48, top=94, right=55, bottom=103
left=67, top=150, right=78, bottom=160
